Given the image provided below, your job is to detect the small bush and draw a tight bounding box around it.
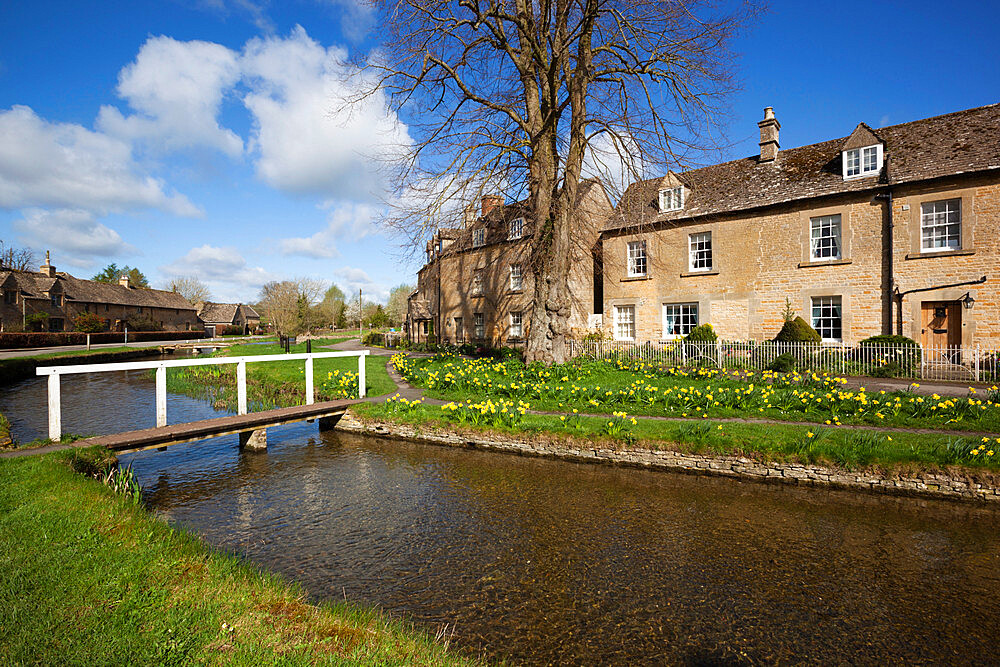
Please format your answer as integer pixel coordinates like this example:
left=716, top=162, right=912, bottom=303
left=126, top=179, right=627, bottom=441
left=858, top=334, right=920, bottom=375
left=73, top=312, right=107, bottom=333
left=220, top=325, right=244, bottom=336
left=869, top=361, right=903, bottom=378
left=125, top=314, right=163, bottom=331
left=685, top=323, right=718, bottom=343
left=859, top=334, right=918, bottom=347
left=767, top=353, right=797, bottom=373
left=774, top=316, right=821, bottom=343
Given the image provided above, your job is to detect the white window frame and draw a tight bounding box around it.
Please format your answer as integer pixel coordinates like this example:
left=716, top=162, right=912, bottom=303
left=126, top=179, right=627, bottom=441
left=920, top=199, right=962, bottom=252
left=508, top=217, right=524, bottom=240
left=658, top=186, right=684, bottom=212
left=811, top=296, right=843, bottom=342
left=810, top=214, right=842, bottom=261
left=614, top=305, right=636, bottom=341
left=509, top=264, right=523, bottom=291
left=471, top=272, right=484, bottom=296
left=509, top=311, right=523, bottom=338
left=842, top=144, right=883, bottom=179
left=472, top=228, right=485, bottom=248
left=662, top=303, right=699, bottom=339
left=627, top=240, right=647, bottom=277
left=473, top=312, right=485, bottom=339
left=688, top=231, right=713, bottom=272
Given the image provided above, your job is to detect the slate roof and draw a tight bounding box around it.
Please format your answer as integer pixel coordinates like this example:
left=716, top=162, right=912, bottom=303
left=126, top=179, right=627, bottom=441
left=606, top=103, right=1000, bottom=232
left=197, top=302, right=261, bottom=324
left=0, top=269, right=196, bottom=310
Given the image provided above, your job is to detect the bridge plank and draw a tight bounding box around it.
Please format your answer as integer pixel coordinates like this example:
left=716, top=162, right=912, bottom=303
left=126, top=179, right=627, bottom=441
left=72, top=399, right=361, bottom=453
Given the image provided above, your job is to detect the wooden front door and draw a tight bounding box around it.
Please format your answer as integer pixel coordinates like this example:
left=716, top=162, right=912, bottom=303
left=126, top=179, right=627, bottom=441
left=921, top=301, right=961, bottom=350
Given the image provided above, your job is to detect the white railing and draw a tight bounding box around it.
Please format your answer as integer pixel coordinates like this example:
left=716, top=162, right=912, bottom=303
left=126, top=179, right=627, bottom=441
left=36, top=350, right=370, bottom=441
left=567, top=339, right=998, bottom=383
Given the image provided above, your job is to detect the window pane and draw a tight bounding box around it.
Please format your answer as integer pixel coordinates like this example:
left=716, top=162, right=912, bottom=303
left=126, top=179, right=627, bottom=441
left=627, top=241, right=647, bottom=276
left=615, top=305, right=635, bottom=340
left=920, top=199, right=961, bottom=250
left=810, top=214, right=842, bottom=260
left=845, top=149, right=860, bottom=176
left=689, top=232, right=712, bottom=271
left=811, top=296, right=842, bottom=341
left=663, top=303, right=698, bottom=337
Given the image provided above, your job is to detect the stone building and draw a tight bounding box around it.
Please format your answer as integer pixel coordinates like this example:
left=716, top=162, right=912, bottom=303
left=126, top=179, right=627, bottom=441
left=602, top=103, right=1000, bottom=349
left=407, top=180, right=613, bottom=345
left=0, top=253, right=200, bottom=332
left=197, top=302, right=261, bottom=337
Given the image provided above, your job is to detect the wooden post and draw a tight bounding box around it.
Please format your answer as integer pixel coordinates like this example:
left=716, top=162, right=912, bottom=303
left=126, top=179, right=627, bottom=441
left=305, top=356, right=314, bottom=405
left=237, top=360, right=247, bottom=415
left=47, top=372, right=61, bottom=441
left=358, top=353, right=366, bottom=398
left=155, top=365, right=167, bottom=427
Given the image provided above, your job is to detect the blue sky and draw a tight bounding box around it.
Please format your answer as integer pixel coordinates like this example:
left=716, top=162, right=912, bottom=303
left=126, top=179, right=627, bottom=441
left=1, top=0, right=997, bottom=303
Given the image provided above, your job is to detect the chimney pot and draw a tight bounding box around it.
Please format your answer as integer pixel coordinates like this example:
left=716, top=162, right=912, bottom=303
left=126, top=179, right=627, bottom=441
left=119, top=274, right=131, bottom=288
left=758, top=106, right=780, bottom=162
left=40, top=250, right=56, bottom=277
left=481, top=194, right=504, bottom=218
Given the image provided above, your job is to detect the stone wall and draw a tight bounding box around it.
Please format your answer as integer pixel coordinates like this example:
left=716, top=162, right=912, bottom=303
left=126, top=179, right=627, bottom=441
left=338, top=411, right=1000, bottom=503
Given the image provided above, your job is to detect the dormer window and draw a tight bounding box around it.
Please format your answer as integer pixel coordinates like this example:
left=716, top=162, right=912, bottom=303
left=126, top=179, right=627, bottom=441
left=658, top=186, right=684, bottom=212
left=843, top=144, right=882, bottom=179
left=508, top=217, right=524, bottom=240
left=472, top=228, right=485, bottom=248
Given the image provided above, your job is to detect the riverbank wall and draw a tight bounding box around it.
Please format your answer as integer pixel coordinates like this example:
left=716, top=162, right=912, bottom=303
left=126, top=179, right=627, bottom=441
left=338, top=411, right=1000, bottom=504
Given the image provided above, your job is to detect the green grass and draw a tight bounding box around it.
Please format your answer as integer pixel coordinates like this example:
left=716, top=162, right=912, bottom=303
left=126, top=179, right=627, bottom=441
left=358, top=400, right=1000, bottom=474
left=395, top=354, right=1000, bottom=433
left=166, top=340, right=395, bottom=411
left=0, top=448, right=475, bottom=665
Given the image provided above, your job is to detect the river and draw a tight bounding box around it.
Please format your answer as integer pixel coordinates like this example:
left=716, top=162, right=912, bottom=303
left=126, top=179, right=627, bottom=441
left=3, top=368, right=1000, bottom=664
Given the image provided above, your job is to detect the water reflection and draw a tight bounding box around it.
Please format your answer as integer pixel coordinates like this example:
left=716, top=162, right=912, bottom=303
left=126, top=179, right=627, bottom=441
left=128, top=427, right=1000, bottom=665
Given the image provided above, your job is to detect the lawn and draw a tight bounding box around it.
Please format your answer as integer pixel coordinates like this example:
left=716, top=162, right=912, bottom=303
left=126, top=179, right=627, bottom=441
left=394, top=353, right=1000, bottom=433
left=360, top=398, right=1000, bottom=473
left=0, top=448, right=473, bottom=665
left=167, top=339, right=394, bottom=411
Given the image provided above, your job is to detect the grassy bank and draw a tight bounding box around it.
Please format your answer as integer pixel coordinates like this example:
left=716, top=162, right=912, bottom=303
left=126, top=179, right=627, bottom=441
left=396, top=354, right=1000, bottom=433
left=0, top=448, right=474, bottom=665
left=358, top=398, right=1000, bottom=475
left=167, top=339, right=394, bottom=411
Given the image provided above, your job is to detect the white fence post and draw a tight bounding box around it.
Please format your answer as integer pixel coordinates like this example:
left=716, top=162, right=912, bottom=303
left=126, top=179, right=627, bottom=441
left=47, top=372, right=61, bottom=441
left=237, top=360, right=247, bottom=415
left=305, top=356, right=314, bottom=405
left=975, top=345, right=981, bottom=382
left=358, top=353, right=367, bottom=399
left=155, top=365, right=167, bottom=427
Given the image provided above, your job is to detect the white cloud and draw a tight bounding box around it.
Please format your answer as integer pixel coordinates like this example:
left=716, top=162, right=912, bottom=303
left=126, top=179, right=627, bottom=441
left=277, top=201, right=379, bottom=257
left=321, top=0, right=376, bottom=42
left=161, top=244, right=274, bottom=290
left=97, top=36, right=243, bottom=157
left=13, top=208, right=136, bottom=260
left=0, top=105, right=201, bottom=216
left=334, top=265, right=388, bottom=301
left=240, top=26, right=411, bottom=199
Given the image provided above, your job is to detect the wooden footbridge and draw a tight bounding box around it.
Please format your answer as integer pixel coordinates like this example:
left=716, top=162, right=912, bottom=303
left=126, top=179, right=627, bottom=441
left=36, top=350, right=370, bottom=454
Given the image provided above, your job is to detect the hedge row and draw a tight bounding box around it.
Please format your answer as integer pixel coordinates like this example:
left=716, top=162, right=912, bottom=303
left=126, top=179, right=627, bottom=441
left=0, top=330, right=205, bottom=349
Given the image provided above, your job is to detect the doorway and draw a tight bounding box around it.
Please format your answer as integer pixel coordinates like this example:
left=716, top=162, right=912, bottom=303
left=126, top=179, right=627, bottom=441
left=921, top=301, right=961, bottom=362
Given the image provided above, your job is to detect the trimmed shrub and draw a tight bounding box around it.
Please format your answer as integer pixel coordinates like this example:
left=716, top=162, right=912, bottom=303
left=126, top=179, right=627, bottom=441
left=73, top=312, right=107, bottom=333
left=685, top=323, right=718, bottom=342
left=220, top=325, right=244, bottom=336
left=767, top=352, right=796, bottom=373
left=774, top=316, right=821, bottom=343
left=858, top=334, right=920, bottom=376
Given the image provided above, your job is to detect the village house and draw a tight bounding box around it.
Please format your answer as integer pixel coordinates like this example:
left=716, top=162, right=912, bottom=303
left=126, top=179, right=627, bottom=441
left=407, top=180, right=613, bottom=346
left=196, top=302, right=261, bottom=337
left=0, top=253, right=200, bottom=332
left=602, top=103, right=1000, bottom=351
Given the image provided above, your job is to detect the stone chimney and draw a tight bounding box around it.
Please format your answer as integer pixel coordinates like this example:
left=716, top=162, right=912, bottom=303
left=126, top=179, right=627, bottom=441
left=758, top=106, right=780, bottom=162
left=40, top=250, right=56, bottom=277
left=119, top=273, right=131, bottom=289
left=481, top=194, right=504, bottom=217
left=463, top=204, right=477, bottom=228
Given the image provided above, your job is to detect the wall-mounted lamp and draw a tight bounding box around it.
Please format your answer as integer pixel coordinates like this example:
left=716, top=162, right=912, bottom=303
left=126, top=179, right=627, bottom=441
left=961, top=292, right=976, bottom=310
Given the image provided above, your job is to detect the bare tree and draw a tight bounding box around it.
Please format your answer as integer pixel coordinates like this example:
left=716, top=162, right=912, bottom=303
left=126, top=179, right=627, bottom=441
left=362, top=0, right=756, bottom=363
left=259, top=281, right=302, bottom=335
left=386, top=283, right=415, bottom=326
left=165, top=276, right=212, bottom=304
left=0, top=241, right=36, bottom=271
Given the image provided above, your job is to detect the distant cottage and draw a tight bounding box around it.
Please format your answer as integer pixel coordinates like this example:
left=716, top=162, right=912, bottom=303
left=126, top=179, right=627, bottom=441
left=0, top=252, right=200, bottom=332
left=196, top=302, right=261, bottom=337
